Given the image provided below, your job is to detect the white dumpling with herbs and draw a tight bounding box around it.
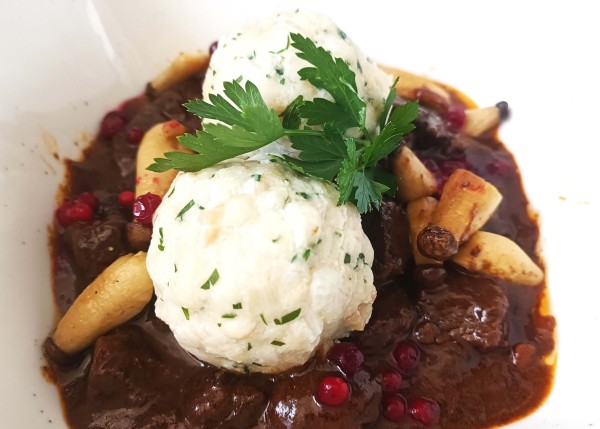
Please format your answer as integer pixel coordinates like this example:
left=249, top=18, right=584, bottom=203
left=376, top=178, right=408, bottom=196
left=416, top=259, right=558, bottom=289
left=202, top=9, right=393, bottom=159
left=146, top=161, right=375, bottom=373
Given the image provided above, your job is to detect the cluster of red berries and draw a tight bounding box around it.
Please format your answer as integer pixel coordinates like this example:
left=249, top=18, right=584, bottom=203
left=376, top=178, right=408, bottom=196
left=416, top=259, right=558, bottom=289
left=315, top=341, right=440, bottom=425
left=99, top=110, right=145, bottom=144
left=55, top=192, right=98, bottom=226
left=56, top=190, right=162, bottom=228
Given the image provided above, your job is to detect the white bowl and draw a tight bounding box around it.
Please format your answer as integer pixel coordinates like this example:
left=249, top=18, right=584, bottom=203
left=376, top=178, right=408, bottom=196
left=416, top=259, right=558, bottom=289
left=1, top=1, right=599, bottom=427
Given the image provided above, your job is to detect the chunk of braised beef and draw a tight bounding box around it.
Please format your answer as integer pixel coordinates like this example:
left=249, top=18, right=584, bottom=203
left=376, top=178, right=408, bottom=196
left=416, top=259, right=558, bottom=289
left=362, top=200, right=412, bottom=285
left=126, top=221, right=152, bottom=251
left=182, top=372, right=235, bottom=428
left=87, top=327, right=157, bottom=405
left=183, top=372, right=266, bottom=429
left=353, top=287, right=416, bottom=354
left=415, top=272, right=509, bottom=350
left=225, top=383, right=268, bottom=428
left=63, top=220, right=126, bottom=281
left=150, top=77, right=204, bottom=131
left=410, top=105, right=455, bottom=151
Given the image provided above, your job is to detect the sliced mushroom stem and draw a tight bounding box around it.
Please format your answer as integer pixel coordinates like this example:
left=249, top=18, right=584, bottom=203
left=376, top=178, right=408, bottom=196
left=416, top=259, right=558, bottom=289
left=379, top=65, right=452, bottom=105
left=52, top=252, right=154, bottom=354
left=151, top=52, right=209, bottom=94
left=463, top=106, right=501, bottom=137
left=432, top=168, right=502, bottom=244
left=136, top=121, right=187, bottom=198
left=406, top=196, right=441, bottom=264
left=394, top=147, right=438, bottom=202
left=451, top=231, right=544, bottom=286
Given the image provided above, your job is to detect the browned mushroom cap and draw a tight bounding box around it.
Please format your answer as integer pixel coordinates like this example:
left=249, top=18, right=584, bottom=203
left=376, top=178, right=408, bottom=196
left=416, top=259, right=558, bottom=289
left=417, top=225, right=460, bottom=261
left=406, top=196, right=441, bottom=265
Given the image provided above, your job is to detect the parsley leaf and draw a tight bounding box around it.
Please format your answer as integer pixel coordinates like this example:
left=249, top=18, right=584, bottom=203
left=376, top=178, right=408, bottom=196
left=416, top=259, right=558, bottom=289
left=283, top=124, right=347, bottom=181
left=148, top=81, right=285, bottom=172
left=363, top=101, right=418, bottom=167
left=147, top=34, right=418, bottom=214
left=290, top=32, right=366, bottom=131
left=380, top=77, right=399, bottom=130
left=280, top=95, right=304, bottom=129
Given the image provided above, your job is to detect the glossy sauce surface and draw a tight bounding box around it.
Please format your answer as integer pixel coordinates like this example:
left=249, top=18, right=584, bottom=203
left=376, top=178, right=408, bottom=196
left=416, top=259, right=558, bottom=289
left=46, top=70, right=555, bottom=429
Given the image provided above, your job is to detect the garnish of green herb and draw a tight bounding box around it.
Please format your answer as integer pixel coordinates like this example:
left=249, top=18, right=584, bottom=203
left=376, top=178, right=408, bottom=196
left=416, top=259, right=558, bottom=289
left=260, top=313, right=268, bottom=325
left=148, top=32, right=418, bottom=213
left=233, top=302, right=243, bottom=310
left=222, top=313, right=237, bottom=319
left=247, top=342, right=252, bottom=351
left=296, top=191, right=311, bottom=200
left=302, top=239, right=322, bottom=261
left=182, top=307, right=190, bottom=320
left=270, top=34, right=291, bottom=54
left=176, top=199, right=195, bottom=221
left=274, top=308, right=301, bottom=325
left=344, top=253, right=351, bottom=264
left=158, top=227, right=165, bottom=251
left=200, top=268, right=220, bottom=290
left=271, top=340, right=285, bottom=346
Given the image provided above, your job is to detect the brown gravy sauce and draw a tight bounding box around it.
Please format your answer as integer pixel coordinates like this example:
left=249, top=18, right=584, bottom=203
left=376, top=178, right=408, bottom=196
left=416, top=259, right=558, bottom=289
left=45, top=67, right=555, bottom=429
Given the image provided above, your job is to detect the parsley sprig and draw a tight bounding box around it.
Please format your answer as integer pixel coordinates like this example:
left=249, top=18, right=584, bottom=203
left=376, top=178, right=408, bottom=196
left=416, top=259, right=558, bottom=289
left=148, top=32, right=418, bottom=213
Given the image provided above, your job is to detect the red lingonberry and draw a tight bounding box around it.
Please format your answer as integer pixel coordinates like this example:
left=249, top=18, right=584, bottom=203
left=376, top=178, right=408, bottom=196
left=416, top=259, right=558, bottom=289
left=74, top=192, right=98, bottom=211
left=125, top=126, right=145, bottom=144
left=316, top=376, right=350, bottom=406
left=118, top=191, right=136, bottom=210
left=382, top=393, right=407, bottom=422
left=407, top=397, right=441, bottom=425
left=100, top=111, right=126, bottom=138
left=380, top=369, right=403, bottom=393
left=393, top=341, right=420, bottom=371
left=132, top=193, right=162, bottom=225
left=445, top=104, right=466, bottom=131
left=327, top=342, right=364, bottom=375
